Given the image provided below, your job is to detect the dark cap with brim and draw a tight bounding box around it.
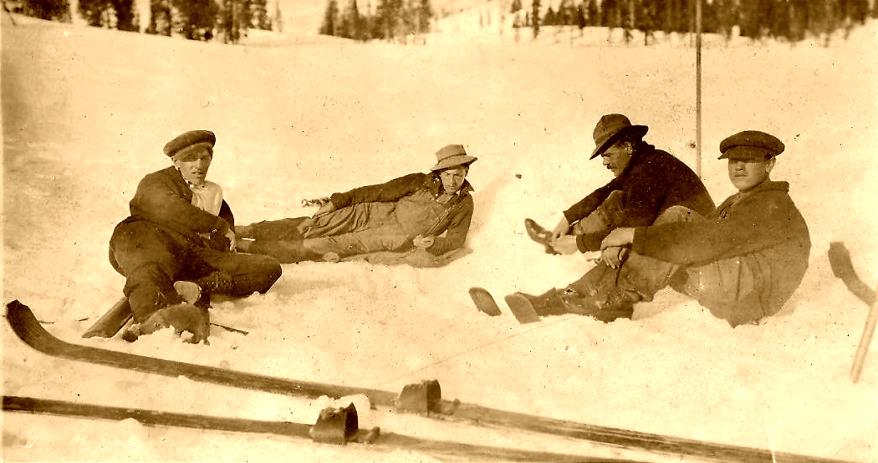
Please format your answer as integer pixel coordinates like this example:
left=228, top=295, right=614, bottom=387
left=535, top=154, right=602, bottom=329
left=718, top=130, right=784, bottom=161
left=164, top=130, right=216, bottom=159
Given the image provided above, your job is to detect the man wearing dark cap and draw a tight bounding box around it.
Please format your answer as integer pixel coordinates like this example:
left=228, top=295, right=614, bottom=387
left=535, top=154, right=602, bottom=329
left=524, top=114, right=714, bottom=269
left=492, top=130, right=810, bottom=327
left=236, top=144, right=477, bottom=265
left=108, top=130, right=282, bottom=342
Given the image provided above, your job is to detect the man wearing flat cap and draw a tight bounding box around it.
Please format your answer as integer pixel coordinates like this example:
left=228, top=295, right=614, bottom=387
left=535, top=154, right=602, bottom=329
left=236, top=144, right=477, bottom=265
left=524, top=114, right=714, bottom=270
left=108, top=130, right=282, bottom=342
left=490, top=130, right=810, bottom=327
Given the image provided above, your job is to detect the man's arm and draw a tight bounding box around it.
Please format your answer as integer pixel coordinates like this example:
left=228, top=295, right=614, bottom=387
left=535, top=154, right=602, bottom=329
left=562, top=180, right=618, bottom=225
left=132, top=175, right=227, bottom=235
left=426, top=196, right=474, bottom=256
left=330, top=173, right=427, bottom=209
left=630, top=195, right=789, bottom=265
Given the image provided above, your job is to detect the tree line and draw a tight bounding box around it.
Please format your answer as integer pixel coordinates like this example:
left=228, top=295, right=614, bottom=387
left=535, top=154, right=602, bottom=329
left=512, top=0, right=875, bottom=43
left=319, top=0, right=433, bottom=40
left=10, top=0, right=277, bottom=42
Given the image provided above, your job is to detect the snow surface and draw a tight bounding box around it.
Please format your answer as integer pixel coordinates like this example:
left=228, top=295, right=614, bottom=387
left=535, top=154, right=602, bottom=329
left=2, top=9, right=878, bottom=462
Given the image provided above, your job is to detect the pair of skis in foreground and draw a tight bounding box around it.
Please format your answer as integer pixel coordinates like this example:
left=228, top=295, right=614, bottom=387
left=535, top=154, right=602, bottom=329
left=4, top=300, right=844, bottom=462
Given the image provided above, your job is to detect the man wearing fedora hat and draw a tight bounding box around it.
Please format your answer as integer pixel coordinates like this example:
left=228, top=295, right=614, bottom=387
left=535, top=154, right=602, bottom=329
left=108, top=130, right=283, bottom=343
left=236, top=144, right=477, bottom=264
left=497, top=130, right=810, bottom=327
left=525, top=114, right=714, bottom=268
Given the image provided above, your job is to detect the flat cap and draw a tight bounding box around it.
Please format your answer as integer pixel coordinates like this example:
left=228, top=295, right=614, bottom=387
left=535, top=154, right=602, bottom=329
left=718, top=130, right=784, bottom=161
left=164, top=130, right=216, bottom=158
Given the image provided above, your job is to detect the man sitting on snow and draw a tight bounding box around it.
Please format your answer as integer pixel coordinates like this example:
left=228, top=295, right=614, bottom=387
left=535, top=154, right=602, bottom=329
left=491, top=130, right=811, bottom=327
left=108, top=130, right=282, bottom=343
left=235, top=144, right=477, bottom=266
left=525, top=113, right=715, bottom=269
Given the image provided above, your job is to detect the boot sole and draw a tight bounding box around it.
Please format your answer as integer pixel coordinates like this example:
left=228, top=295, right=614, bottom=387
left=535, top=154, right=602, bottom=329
left=468, top=287, right=502, bottom=316
left=503, top=293, right=542, bottom=324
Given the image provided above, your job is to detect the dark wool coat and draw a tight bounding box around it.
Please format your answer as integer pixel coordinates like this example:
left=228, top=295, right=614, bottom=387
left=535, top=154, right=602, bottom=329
left=632, top=180, right=811, bottom=316
left=121, top=166, right=234, bottom=251
left=564, top=144, right=715, bottom=251
left=329, top=172, right=474, bottom=256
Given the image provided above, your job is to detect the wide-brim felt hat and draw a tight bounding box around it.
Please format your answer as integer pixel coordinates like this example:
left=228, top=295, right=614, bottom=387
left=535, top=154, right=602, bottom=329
left=431, top=144, right=478, bottom=171
left=164, top=130, right=216, bottom=159
left=589, top=114, right=648, bottom=160
left=718, top=130, right=784, bottom=161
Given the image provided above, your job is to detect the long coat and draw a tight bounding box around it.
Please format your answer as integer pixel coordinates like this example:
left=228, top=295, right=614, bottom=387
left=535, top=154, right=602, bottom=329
left=119, top=166, right=234, bottom=252
left=564, top=144, right=715, bottom=251
left=632, top=180, right=811, bottom=317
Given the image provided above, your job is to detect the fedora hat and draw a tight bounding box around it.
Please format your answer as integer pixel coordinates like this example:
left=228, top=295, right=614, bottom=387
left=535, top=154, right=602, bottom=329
left=589, top=114, right=648, bottom=159
left=431, top=144, right=478, bottom=171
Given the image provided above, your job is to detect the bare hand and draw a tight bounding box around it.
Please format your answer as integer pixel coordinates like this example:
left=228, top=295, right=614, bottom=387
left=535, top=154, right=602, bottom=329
left=600, top=246, right=629, bottom=269
left=551, top=217, right=571, bottom=241
left=314, top=201, right=336, bottom=217
left=550, top=235, right=579, bottom=255
left=601, top=227, right=635, bottom=249
left=413, top=235, right=435, bottom=249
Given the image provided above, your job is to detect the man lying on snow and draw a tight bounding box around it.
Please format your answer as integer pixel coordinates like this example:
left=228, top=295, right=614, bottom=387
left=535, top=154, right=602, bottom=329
left=476, top=131, right=811, bottom=327
left=524, top=113, right=715, bottom=269
left=235, top=144, right=477, bottom=266
left=108, top=130, right=282, bottom=343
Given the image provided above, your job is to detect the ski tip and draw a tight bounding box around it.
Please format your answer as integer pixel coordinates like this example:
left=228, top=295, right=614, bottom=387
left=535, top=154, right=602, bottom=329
left=468, top=288, right=502, bottom=317
left=503, top=293, right=542, bottom=324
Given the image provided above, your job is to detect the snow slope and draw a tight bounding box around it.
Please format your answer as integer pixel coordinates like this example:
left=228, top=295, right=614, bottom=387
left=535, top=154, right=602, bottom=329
left=3, top=12, right=877, bottom=462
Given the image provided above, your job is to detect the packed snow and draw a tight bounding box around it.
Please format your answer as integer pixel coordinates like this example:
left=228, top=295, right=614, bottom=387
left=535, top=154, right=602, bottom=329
left=2, top=8, right=877, bottom=462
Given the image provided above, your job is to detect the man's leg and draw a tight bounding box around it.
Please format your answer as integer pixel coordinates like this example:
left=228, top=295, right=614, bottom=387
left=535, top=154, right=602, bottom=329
left=515, top=205, right=704, bottom=321
left=304, top=226, right=410, bottom=258
left=302, top=203, right=397, bottom=239
left=670, top=256, right=765, bottom=327
left=188, top=248, right=283, bottom=297
left=109, top=223, right=185, bottom=322
left=238, top=217, right=310, bottom=241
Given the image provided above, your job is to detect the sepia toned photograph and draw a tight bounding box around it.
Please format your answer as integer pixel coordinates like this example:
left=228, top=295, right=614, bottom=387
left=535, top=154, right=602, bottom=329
left=2, top=0, right=876, bottom=459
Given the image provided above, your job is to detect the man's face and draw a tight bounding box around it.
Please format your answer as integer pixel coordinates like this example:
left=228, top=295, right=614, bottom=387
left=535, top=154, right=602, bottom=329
left=600, top=142, right=633, bottom=178
left=174, top=148, right=212, bottom=186
left=439, top=166, right=468, bottom=194
left=727, top=157, right=774, bottom=192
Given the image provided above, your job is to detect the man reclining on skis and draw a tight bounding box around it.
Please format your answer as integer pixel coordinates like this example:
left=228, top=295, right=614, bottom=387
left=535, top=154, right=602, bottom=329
left=108, top=130, right=282, bottom=343
left=236, top=144, right=477, bottom=266
left=475, top=130, right=811, bottom=327
left=524, top=113, right=715, bottom=269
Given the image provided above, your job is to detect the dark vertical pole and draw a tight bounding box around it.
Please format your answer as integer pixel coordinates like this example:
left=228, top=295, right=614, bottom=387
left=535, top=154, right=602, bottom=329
left=695, top=0, right=702, bottom=178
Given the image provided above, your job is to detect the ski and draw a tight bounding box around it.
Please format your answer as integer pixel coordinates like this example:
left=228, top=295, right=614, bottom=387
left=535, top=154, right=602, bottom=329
left=6, top=300, right=845, bottom=463
left=2, top=395, right=625, bottom=462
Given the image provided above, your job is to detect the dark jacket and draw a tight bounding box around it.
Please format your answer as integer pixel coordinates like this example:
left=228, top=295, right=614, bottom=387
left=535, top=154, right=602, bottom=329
left=329, top=172, right=474, bottom=255
left=120, top=166, right=234, bottom=251
left=632, top=180, right=811, bottom=315
left=564, top=144, right=715, bottom=251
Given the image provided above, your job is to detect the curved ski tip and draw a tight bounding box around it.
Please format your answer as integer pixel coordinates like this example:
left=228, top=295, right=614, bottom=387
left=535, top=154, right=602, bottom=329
left=6, top=299, right=31, bottom=316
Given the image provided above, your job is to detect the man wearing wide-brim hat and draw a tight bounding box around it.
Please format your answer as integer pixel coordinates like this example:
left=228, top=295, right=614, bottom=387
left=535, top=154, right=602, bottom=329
left=236, top=144, right=477, bottom=265
left=502, top=130, right=811, bottom=327
left=524, top=114, right=715, bottom=264
left=108, top=130, right=282, bottom=343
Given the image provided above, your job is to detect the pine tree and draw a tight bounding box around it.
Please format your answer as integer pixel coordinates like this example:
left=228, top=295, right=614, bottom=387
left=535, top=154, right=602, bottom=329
left=320, top=0, right=340, bottom=35
left=174, top=0, right=219, bottom=40
left=146, top=0, right=172, bottom=35
left=21, top=0, right=70, bottom=20
left=586, top=0, right=598, bottom=25
left=510, top=0, right=521, bottom=12
left=531, top=0, right=540, bottom=37
left=418, top=0, right=431, bottom=32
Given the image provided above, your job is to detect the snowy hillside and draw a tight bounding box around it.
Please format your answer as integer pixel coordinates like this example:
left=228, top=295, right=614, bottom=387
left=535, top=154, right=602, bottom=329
left=3, top=11, right=878, bottom=462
